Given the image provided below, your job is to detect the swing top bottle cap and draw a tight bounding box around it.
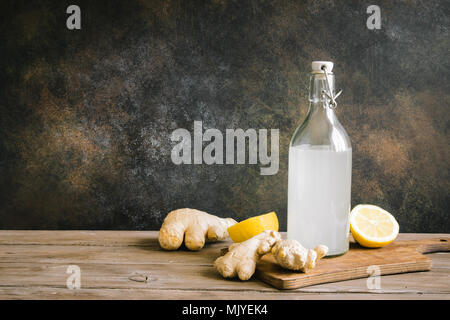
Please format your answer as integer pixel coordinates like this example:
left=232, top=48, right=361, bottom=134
left=311, top=61, right=334, bottom=74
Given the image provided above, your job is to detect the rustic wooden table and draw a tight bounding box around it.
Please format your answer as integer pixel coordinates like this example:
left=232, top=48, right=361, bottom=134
left=0, top=231, right=448, bottom=300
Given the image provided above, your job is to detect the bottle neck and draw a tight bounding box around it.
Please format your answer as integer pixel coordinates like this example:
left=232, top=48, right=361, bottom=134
left=308, top=73, right=336, bottom=119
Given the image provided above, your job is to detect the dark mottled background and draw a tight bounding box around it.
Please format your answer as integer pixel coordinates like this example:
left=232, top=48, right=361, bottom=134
left=0, top=0, right=449, bottom=232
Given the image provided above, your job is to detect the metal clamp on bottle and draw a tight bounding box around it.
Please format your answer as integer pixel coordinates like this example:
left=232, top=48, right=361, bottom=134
left=321, top=65, right=342, bottom=109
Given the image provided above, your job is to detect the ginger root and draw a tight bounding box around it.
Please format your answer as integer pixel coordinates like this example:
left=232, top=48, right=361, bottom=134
left=271, top=239, right=328, bottom=272
left=213, top=230, right=281, bottom=280
left=214, top=232, right=329, bottom=280
left=158, top=208, right=237, bottom=251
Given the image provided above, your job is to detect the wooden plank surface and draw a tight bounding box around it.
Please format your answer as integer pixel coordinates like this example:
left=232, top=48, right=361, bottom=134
left=0, top=231, right=449, bottom=300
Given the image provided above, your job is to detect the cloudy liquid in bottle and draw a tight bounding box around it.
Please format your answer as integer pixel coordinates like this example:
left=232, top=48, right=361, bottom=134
left=288, top=146, right=352, bottom=255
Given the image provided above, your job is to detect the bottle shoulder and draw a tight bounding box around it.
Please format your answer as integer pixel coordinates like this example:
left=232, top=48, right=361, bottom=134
left=290, top=113, right=351, bottom=151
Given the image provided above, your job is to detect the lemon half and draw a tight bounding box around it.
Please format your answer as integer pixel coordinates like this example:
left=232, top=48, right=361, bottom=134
left=227, top=212, right=279, bottom=243
left=350, top=204, right=399, bottom=248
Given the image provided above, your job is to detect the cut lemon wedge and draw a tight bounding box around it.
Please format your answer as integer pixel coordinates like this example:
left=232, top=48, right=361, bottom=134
left=227, top=212, right=279, bottom=243
left=350, top=204, right=399, bottom=248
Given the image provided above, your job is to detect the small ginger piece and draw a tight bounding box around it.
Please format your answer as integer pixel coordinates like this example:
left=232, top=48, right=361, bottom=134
left=271, top=239, right=328, bottom=272
left=158, top=208, right=237, bottom=251
left=213, top=230, right=281, bottom=280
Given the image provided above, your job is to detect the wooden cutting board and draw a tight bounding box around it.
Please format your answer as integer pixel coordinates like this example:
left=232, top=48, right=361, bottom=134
left=254, top=237, right=450, bottom=289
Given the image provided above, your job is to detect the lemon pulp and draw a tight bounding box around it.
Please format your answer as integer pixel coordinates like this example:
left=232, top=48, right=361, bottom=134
left=350, top=204, right=399, bottom=248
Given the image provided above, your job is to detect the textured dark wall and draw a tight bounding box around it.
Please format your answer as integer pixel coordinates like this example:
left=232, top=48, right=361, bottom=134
left=0, top=0, right=449, bottom=232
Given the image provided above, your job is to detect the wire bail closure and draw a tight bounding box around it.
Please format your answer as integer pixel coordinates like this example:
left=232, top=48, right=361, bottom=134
left=321, top=65, right=342, bottom=109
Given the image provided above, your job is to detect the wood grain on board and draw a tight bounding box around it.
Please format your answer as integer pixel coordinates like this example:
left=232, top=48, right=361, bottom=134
left=255, top=237, right=450, bottom=289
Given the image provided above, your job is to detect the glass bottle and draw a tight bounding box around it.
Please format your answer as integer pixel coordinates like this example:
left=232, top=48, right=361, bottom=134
left=287, top=61, right=352, bottom=256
